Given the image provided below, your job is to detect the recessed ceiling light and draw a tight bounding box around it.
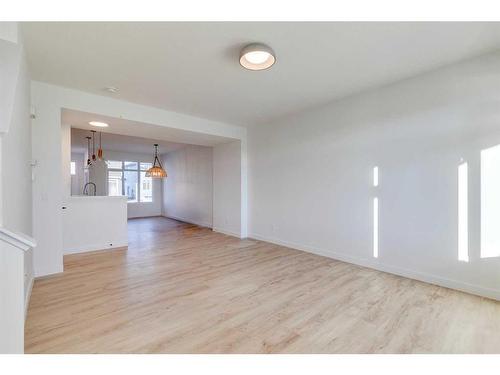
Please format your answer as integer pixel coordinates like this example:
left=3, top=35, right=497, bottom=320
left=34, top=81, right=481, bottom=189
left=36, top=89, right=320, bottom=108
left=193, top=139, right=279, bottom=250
left=239, top=43, right=276, bottom=71
left=103, top=86, right=119, bottom=93
left=89, top=121, right=109, bottom=128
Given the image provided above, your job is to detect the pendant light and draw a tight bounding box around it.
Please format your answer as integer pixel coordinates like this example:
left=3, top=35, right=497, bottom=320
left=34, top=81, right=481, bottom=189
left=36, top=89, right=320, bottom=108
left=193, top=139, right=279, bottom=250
left=98, top=132, right=104, bottom=159
left=145, top=144, right=167, bottom=178
left=86, top=136, right=92, bottom=165
left=90, top=130, right=97, bottom=161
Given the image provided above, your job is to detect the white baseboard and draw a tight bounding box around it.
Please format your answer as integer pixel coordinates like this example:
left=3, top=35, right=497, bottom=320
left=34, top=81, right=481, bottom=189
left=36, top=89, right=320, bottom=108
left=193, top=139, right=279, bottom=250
left=34, top=264, right=64, bottom=279
left=24, top=276, right=34, bottom=319
left=128, top=214, right=162, bottom=220
left=250, top=233, right=500, bottom=301
left=163, top=215, right=212, bottom=229
left=162, top=215, right=243, bottom=239
left=213, top=227, right=242, bottom=238
left=64, top=241, right=128, bottom=255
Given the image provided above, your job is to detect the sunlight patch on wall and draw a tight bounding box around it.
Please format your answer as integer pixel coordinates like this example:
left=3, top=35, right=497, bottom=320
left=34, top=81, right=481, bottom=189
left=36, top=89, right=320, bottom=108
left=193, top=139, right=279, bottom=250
left=373, top=197, right=379, bottom=258
left=481, top=145, right=500, bottom=258
left=373, top=166, right=379, bottom=258
left=458, top=161, right=468, bottom=262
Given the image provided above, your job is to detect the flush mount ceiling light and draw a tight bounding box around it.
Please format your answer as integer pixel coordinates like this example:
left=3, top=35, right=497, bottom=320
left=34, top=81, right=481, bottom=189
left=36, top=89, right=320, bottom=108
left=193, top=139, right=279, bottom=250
left=239, top=43, right=276, bottom=71
left=89, top=121, right=109, bottom=128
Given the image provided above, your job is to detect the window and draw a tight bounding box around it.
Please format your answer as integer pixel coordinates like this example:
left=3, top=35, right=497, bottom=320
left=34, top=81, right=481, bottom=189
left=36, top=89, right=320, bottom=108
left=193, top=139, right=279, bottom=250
left=124, top=161, right=138, bottom=170
left=124, top=170, right=138, bottom=202
left=107, top=159, right=153, bottom=203
left=107, top=160, right=122, bottom=169
left=140, top=163, right=153, bottom=202
left=140, top=162, right=152, bottom=171
left=70, top=161, right=76, bottom=176
left=108, top=170, right=123, bottom=197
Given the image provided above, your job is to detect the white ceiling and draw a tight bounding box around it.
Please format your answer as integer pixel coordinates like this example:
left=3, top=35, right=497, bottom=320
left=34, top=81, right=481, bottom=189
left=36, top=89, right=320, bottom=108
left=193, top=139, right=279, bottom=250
left=22, top=22, right=500, bottom=127
left=71, top=127, right=188, bottom=155
left=63, top=109, right=233, bottom=149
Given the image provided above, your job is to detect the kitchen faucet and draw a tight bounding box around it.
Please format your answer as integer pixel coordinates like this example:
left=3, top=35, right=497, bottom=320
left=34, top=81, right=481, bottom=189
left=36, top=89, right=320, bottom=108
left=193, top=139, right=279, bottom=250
left=83, top=182, right=97, bottom=196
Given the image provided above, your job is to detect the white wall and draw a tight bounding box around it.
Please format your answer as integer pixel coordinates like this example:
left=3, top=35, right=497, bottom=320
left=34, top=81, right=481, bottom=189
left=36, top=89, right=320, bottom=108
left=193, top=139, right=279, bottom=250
left=162, top=145, right=213, bottom=227
left=61, top=133, right=128, bottom=255
left=70, top=152, right=85, bottom=196
left=213, top=141, right=243, bottom=237
left=31, top=81, right=246, bottom=276
left=2, top=50, right=33, bottom=301
left=62, top=196, right=127, bottom=254
left=32, top=87, right=64, bottom=276
left=61, top=123, right=71, bottom=200
left=0, top=22, right=18, bottom=44
left=249, top=51, right=500, bottom=300
left=88, top=159, right=108, bottom=196
left=0, top=31, right=33, bottom=307
left=0, top=23, right=33, bottom=353
left=106, top=150, right=162, bottom=219
left=0, top=240, right=25, bottom=353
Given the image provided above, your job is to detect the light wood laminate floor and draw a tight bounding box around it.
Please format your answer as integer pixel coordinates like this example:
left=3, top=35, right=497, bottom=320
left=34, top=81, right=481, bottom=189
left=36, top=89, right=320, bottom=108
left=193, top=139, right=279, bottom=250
left=25, top=217, right=500, bottom=353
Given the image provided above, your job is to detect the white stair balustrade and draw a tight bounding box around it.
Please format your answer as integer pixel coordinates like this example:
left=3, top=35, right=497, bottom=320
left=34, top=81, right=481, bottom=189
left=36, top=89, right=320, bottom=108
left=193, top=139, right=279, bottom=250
left=0, top=227, right=36, bottom=353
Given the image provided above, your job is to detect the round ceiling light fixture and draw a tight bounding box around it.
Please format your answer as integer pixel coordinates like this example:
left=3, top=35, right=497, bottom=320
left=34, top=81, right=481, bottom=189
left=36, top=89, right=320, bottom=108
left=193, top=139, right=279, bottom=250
left=239, top=43, right=276, bottom=71
left=89, top=121, right=109, bottom=128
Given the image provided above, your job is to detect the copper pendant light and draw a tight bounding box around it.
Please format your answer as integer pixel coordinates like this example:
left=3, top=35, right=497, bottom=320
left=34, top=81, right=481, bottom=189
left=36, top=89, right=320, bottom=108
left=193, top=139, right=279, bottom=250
left=145, top=144, right=167, bottom=178
left=98, top=131, right=104, bottom=159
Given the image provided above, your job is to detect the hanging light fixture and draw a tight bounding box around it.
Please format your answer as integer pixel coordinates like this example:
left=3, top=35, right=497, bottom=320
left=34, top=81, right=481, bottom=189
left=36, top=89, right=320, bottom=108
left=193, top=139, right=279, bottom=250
left=97, top=132, right=104, bottom=159
left=90, top=130, right=97, bottom=162
left=145, top=144, right=167, bottom=178
left=86, top=136, right=92, bottom=166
